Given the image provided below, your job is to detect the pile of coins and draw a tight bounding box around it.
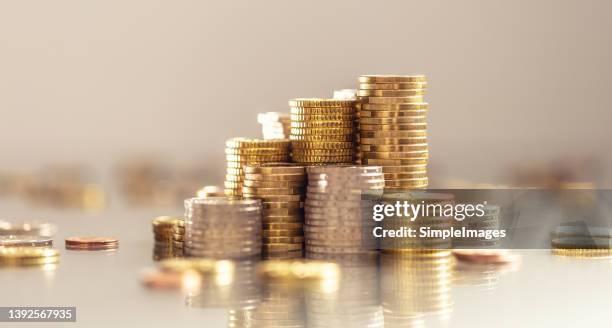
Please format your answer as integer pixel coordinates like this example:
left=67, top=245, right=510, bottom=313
left=172, top=218, right=184, bottom=257
left=257, top=112, right=291, bottom=140
left=224, top=138, right=291, bottom=197
left=289, top=98, right=357, bottom=165
left=0, top=247, right=60, bottom=267
left=184, top=197, right=262, bottom=259
left=242, top=163, right=306, bottom=258
left=305, top=166, right=383, bottom=254
left=453, top=204, right=501, bottom=248
left=357, top=75, right=429, bottom=189
left=152, top=216, right=180, bottom=260
left=65, top=237, right=119, bottom=251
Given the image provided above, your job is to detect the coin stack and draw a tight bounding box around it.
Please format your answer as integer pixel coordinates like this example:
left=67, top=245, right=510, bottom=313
left=453, top=204, right=501, bottom=248
left=152, top=216, right=179, bottom=260
left=0, top=247, right=60, bottom=267
left=224, top=138, right=291, bottom=197
left=0, top=235, right=53, bottom=248
left=357, top=75, right=429, bottom=189
left=172, top=218, right=184, bottom=257
left=305, top=166, right=384, bottom=254
left=184, top=197, right=262, bottom=259
left=65, top=237, right=119, bottom=251
left=243, top=278, right=306, bottom=327
left=289, top=99, right=357, bottom=165
left=242, top=163, right=306, bottom=258
left=551, top=224, right=612, bottom=258
left=257, top=112, right=291, bottom=140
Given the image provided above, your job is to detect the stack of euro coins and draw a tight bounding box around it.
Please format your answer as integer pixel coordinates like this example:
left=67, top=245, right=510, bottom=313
left=172, top=218, right=184, bottom=257
left=152, top=216, right=179, bottom=260
left=289, top=98, right=357, bottom=165
left=242, top=163, right=306, bottom=257
left=224, top=138, right=291, bottom=197
left=305, top=166, right=384, bottom=254
left=380, top=250, right=454, bottom=325
left=257, top=112, right=291, bottom=140
left=0, top=247, right=60, bottom=267
left=453, top=204, right=501, bottom=248
left=357, top=75, right=429, bottom=189
left=184, top=197, right=262, bottom=259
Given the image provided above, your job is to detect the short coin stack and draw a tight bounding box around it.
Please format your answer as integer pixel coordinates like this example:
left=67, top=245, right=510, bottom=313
left=551, top=224, right=612, bottom=258
left=184, top=197, right=262, bottom=259
left=152, top=216, right=179, bottom=260
left=172, top=218, right=184, bottom=257
left=0, top=247, right=59, bottom=267
left=224, top=138, right=291, bottom=197
left=257, top=112, right=291, bottom=139
left=65, top=237, right=119, bottom=251
left=305, top=166, right=384, bottom=254
left=289, top=98, right=357, bottom=165
left=0, top=235, right=53, bottom=248
left=357, top=75, right=429, bottom=189
left=242, top=163, right=306, bottom=258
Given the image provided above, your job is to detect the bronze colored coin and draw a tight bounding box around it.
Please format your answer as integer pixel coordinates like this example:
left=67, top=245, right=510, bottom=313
left=225, top=138, right=290, bottom=149
left=263, top=236, right=305, bottom=244
left=290, top=127, right=355, bottom=135
left=244, top=173, right=305, bottom=182
left=291, top=141, right=354, bottom=150
left=263, top=223, right=304, bottom=230
left=243, top=180, right=304, bottom=188
left=262, top=230, right=304, bottom=237
left=290, top=120, right=354, bottom=128
left=359, top=117, right=427, bottom=125
left=360, top=137, right=427, bottom=145
left=65, top=236, right=119, bottom=246
left=359, top=82, right=428, bottom=90
left=358, top=89, right=426, bottom=97
left=289, top=98, right=356, bottom=107
left=359, top=123, right=428, bottom=131
left=291, top=148, right=354, bottom=156
left=361, top=103, right=428, bottom=111
left=360, top=130, right=427, bottom=138
left=362, top=158, right=428, bottom=165
left=359, top=75, right=427, bottom=83
left=262, top=243, right=303, bottom=252
left=290, top=114, right=354, bottom=121
left=361, top=150, right=429, bottom=159
left=244, top=163, right=306, bottom=175
left=66, top=244, right=118, bottom=251
left=361, top=144, right=428, bottom=152
left=290, top=134, right=353, bottom=142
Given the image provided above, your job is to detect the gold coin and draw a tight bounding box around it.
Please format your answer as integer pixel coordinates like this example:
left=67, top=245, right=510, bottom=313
left=242, top=180, right=304, bottom=188
left=225, top=137, right=290, bottom=149
left=382, top=165, right=428, bottom=173
left=224, top=181, right=244, bottom=189
left=260, top=201, right=303, bottom=209
left=363, top=158, right=428, bottom=165
left=291, top=154, right=354, bottom=163
left=289, top=98, right=356, bottom=107
left=262, top=216, right=304, bottom=223
left=224, top=147, right=289, bottom=155
left=290, top=107, right=354, bottom=115
left=290, top=121, right=353, bottom=128
left=358, top=89, right=426, bottom=97
left=0, top=247, right=60, bottom=266
left=152, top=216, right=180, bottom=228
left=359, top=75, right=427, bottom=83
left=359, top=82, right=428, bottom=90
left=290, top=127, right=354, bottom=135
left=290, top=114, right=355, bottom=121
left=244, top=173, right=306, bottom=182
left=359, top=109, right=428, bottom=118
left=225, top=168, right=244, bottom=175
left=263, top=236, right=305, bottom=244
left=226, top=154, right=289, bottom=162
left=262, top=243, right=303, bottom=252
left=360, top=137, right=427, bottom=145
left=244, top=163, right=305, bottom=175
left=361, top=103, right=428, bottom=111
left=360, top=130, right=427, bottom=138
left=291, top=141, right=354, bottom=150
left=262, top=230, right=303, bottom=237
left=360, top=143, right=428, bottom=152
left=359, top=123, right=428, bottom=131
left=291, top=148, right=354, bottom=156
left=365, top=96, right=425, bottom=104
left=359, top=117, right=427, bottom=125
left=224, top=174, right=242, bottom=182
left=224, top=189, right=242, bottom=196
left=242, top=187, right=305, bottom=195
left=263, top=223, right=304, bottom=230
left=290, top=134, right=353, bottom=142
left=244, top=195, right=303, bottom=202
left=384, top=178, right=429, bottom=188
left=384, top=172, right=428, bottom=179
left=361, top=150, right=429, bottom=159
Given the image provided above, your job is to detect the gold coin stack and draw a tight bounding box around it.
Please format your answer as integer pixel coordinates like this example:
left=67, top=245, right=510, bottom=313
left=152, top=216, right=180, bottom=260
left=172, top=218, right=184, bottom=257
left=0, top=247, right=60, bottom=267
left=242, top=163, right=306, bottom=257
left=257, top=112, right=291, bottom=140
left=224, top=138, right=291, bottom=197
left=289, top=98, right=357, bottom=165
left=357, top=75, right=429, bottom=189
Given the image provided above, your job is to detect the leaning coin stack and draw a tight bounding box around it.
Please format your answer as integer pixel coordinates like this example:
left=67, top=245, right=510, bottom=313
left=289, top=98, right=357, bottom=165
left=152, top=216, right=179, bottom=260
left=357, top=75, right=429, bottom=189
left=172, top=218, right=184, bottom=257
left=0, top=247, right=60, bottom=267
left=224, top=138, right=291, bottom=197
left=184, top=197, right=262, bottom=259
left=242, top=163, right=306, bottom=258
left=453, top=204, right=501, bottom=248
left=305, top=166, right=384, bottom=254
left=257, top=112, right=291, bottom=140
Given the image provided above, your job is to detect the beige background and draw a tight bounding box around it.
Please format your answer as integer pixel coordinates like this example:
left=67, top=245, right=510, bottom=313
left=1, top=0, right=611, bottom=185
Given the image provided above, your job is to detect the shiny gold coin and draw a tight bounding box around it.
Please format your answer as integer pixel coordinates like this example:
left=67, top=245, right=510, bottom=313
left=290, top=107, right=354, bottom=115
left=359, top=75, right=427, bottom=83
left=290, top=121, right=353, bottom=128
left=290, top=114, right=355, bottom=121
left=243, top=180, right=304, bottom=188
left=360, top=137, right=427, bottom=145
left=365, top=96, right=425, bottom=104
left=361, top=103, right=428, bottom=111
left=224, top=147, right=290, bottom=155
left=290, top=127, right=355, bottom=135
left=224, top=174, right=243, bottom=182
left=244, top=194, right=304, bottom=202
left=262, top=230, right=304, bottom=237
left=362, top=158, right=428, bottom=165
left=244, top=163, right=305, bottom=175
left=152, top=216, right=180, bottom=228
left=289, top=98, right=356, bottom=107
left=225, top=167, right=245, bottom=175
left=384, top=172, right=428, bottom=179
left=358, top=89, right=426, bottom=97
left=260, top=201, right=303, bottom=209
left=383, top=178, right=429, bottom=188
left=359, top=117, right=427, bottom=125
left=224, top=181, right=244, bottom=189
left=244, top=173, right=306, bottom=182
left=381, top=165, right=428, bottom=173
left=291, top=148, right=354, bottom=156
left=360, top=130, right=427, bottom=138
left=360, top=143, right=428, bottom=152
left=290, top=134, right=353, bottom=142
left=359, top=123, right=427, bottom=131
left=291, top=154, right=354, bottom=163
left=242, top=187, right=305, bottom=195
left=291, top=141, right=354, bottom=150
left=263, top=236, right=305, bottom=244
left=263, top=223, right=303, bottom=230
left=359, top=82, right=428, bottom=90
left=359, top=109, right=428, bottom=118
left=361, top=150, right=429, bottom=159
left=264, top=208, right=303, bottom=215
left=226, top=154, right=290, bottom=162
left=225, top=138, right=290, bottom=149
left=0, top=247, right=60, bottom=266
left=226, top=160, right=286, bottom=168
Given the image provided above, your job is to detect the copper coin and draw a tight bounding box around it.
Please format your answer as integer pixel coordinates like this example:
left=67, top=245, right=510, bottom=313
left=65, top=236, right=119, bottom=250
left=452, top=249, right=519, bottom=264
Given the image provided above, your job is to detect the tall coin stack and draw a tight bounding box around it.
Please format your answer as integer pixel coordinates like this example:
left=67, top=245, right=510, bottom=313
left=289, top=99, right=357, bottom=165
left=305, top=166, right=384, bottom=254
left=357, top=75, right=429, bottom=189
left=257, top=112, right=291, bottom=140
left=224, top=138, right=291, bottom=197
left=242, top=163, right=306, bottom=258
left=172, top=218, right=184, bottom=257
left=184, top=197, right=262, bottom=259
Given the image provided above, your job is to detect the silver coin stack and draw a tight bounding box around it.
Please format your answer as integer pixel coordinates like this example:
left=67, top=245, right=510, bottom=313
left=305, top=165, right=384, bottom=254
left=184, top=197, right=262, bottom=259
left=257, top=112, right=291, bottom=140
